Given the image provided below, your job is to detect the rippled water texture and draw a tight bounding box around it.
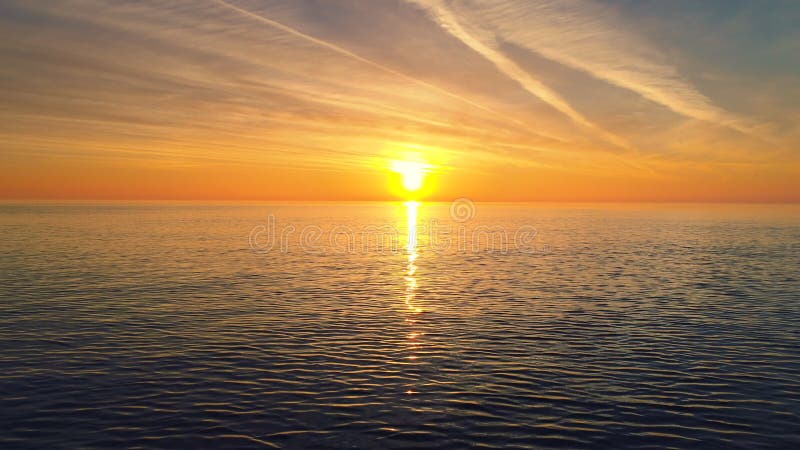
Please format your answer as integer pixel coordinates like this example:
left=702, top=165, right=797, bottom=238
left=1, top=202, right=799, bottom=449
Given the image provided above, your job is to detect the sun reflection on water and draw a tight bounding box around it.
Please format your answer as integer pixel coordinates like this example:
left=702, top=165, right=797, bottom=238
left=403, top=201, right=424, bottom=393
left=404, top=201, right=421, bottom=316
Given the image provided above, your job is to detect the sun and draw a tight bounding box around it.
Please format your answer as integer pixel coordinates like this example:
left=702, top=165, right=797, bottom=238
left=391, top=160, right=427, bottom=192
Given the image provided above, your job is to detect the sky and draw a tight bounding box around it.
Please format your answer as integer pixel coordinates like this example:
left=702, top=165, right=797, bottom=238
left=1, top=0, right=799, bottom=202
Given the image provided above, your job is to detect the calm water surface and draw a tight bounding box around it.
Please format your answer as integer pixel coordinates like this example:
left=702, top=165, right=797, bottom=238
left=1, top=202, right=799, bottom=449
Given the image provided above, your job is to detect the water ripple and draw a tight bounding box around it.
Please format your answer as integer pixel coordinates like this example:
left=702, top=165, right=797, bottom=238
left=1, top=203, right=799, bottom=448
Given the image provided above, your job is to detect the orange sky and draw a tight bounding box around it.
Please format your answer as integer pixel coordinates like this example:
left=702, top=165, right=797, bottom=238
left=1, top=1, right=799, bottom=202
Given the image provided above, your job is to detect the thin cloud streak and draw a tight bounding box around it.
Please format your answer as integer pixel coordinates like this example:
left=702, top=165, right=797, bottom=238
left=212, top=0, right=536, bottom=136
left=3, top=1, right=560, bottom=168
left=407, top=0, right=630, bottom=149
left=440, top=0, right=751, bottom=133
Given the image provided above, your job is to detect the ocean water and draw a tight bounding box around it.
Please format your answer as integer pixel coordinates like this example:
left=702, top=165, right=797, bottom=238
left=1, top=201, right=799, bottom=449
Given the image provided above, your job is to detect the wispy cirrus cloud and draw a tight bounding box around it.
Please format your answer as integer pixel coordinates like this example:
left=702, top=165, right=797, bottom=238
left=408, top=0, right=751, bottom=135
left=212, top=0, right=508, bottom=123
left=1, top=0, right=579, bottom=169
left=406, top=0, right=630, bottom=148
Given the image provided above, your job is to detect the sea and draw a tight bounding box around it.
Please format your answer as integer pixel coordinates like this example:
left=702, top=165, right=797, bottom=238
left=1, top=201, right=799, bottom=449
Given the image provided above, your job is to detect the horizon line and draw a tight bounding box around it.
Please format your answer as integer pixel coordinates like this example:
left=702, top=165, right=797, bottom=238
left=2, top=198, right=799, bottom=205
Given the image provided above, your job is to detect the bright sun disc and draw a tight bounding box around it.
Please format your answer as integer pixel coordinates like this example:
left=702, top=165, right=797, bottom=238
left=391, top=161, right=427, bottom=192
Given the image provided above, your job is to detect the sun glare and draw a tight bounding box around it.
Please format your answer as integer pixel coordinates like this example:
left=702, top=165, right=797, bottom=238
left=391, top=160, right=427, bottom=192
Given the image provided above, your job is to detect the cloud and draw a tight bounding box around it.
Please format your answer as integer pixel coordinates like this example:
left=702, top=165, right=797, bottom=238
left=407, top=0, right=750, bottom=134
left=211, top=0, right=527, bottom=132
left=406, top=0, right=630, bottom=148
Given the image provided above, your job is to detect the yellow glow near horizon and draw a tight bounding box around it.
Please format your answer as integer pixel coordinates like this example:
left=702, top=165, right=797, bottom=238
left=391, top=160, right=427, bottom=193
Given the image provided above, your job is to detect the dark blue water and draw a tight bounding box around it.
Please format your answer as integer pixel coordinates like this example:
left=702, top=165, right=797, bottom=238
left=1, top=202, right=799, bottom=449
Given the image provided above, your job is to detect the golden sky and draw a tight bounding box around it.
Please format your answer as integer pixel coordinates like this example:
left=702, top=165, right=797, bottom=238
left=1, top=0, right=799, bottom=201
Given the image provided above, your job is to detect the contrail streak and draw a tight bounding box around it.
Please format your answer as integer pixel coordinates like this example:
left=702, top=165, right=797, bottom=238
left=406, top=0, right=630, bottom=150
left=211, top=0, right=566, bottom=143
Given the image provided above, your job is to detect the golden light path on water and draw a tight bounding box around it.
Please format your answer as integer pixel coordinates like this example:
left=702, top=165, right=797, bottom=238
left=404, top=201, right=422, bottom=395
